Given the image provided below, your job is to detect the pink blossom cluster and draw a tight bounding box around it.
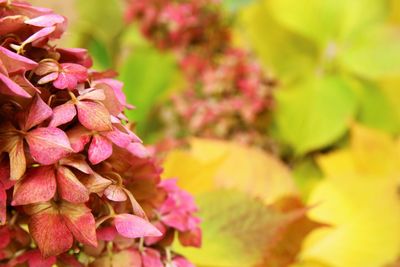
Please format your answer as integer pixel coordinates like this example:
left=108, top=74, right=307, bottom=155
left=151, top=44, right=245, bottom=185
left=126, top=0, right=275, bottom=149
left=0, top=1, right=200, bottom=266
left=125, top=0, right=229, bottom=53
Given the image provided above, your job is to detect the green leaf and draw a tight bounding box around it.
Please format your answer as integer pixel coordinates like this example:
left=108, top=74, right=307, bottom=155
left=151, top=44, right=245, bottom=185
left=356, top=81, right=400, bottom=134
left=340, top=27, right=400, bottom=79
left=267, top=0, right=387, bottom=46
left=87, top=38, right=112, bottom=70
left=119, top=47, right=177, bottom=137
left=274, top=75, right=358, bottom=155
left=238, top=1, right=318, bottom=83
left=75, top=0, right=123, bottom=42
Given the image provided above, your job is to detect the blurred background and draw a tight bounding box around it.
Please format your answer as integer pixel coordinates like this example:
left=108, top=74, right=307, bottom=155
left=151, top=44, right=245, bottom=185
left=30, top=0, right=400, bottom=266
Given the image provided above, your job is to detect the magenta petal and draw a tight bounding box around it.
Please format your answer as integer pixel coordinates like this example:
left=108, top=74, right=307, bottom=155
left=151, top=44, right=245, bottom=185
left=88, top=135, right=112, bottom=165
left=104, top=185, right=127, bottom=202
left=25, top=14, right=65, bottom=27
left=102, top=128, right=132, bottom=148
left=26, top=127, right=72, bottom=165
left=21, top=26, right=56, bottom=47
left=0, top=188, right=6, bottom=224
left=49, top=103, right=76, bottom=127
left=56, top=166, right=89, bottom=203
left=53, top=71, right=75, bottom=89
left=59, top=155, right=92, bottom=174
left=66, top=126, right=91, bottom=152
left=37, top=72, right=58, bottom=85
left=142, top=248, right=163, bottom=267
left=60, top=202, right=98, bottom=247
left=0, top=72, right=31, bottom=98
left=24, top=94, right=53, bottom=130
left=0, top=46, right=37, bottom=73
left=76, top=100, right=112, bottom=131
left=172, top=257, right=195, bottom=267
left=127, top=142, right=149, bottom=158
left=12, top=166, right=56, bottom=205
left=97, top=226, right=117, bottom=241
left=0, top=15, right=26, bottom=35
left=77, top=88, right=106, bottom=101
left=114, top=214, right=162, bottom=239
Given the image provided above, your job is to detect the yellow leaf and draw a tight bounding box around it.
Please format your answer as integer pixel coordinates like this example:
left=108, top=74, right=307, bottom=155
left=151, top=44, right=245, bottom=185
left=299, top=124, right=400, bottom=267
left=163, top=138, right=298, bottom=204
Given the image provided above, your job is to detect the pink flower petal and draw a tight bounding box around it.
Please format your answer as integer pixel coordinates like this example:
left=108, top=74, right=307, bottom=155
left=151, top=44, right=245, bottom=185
left=0, top=46, right=37, bottom=73
left=0, top=189, right=7, bottom=225
left=80, top=172, right=112, bottom=194
left=127, top=142, right=149, bottom=158
left=66, top=125, right=91, bottom=152
left=53, top=71, right=75, bottom=89
left=24, top=94, right=53, bottom=130
left=25, top=14, right=65, bottom=27
left=37, top=71, right=58, bottom=85
left=0, top=72, right=31, bottom=98
left=172, top=256, right=195, bottom=267
left=21, top=26, right=56, bottom=47
left=178, top=227, right=202, bottom=248
left=77, top=88, right=106, bottom=101
left=76, top=100, right=112, bottom=131
left=28, top=202, right=74, bottom=258
left=88, top=134, right=113, bottom=165
left=0, top=226, right=10, bottom=249
left=114, top=214, right=162, bottom=239
left=142, top=248, right=163, bottom=267
left=59, top=155, right=92, bottom=174
left=26, top=127, right=72, bottom=165
left=0, top=15, right=26, bottom=35
left=56, top=166, right=89, bottom=203
left=97, top=226, right=118, bottom=241
left=60, top=201, right=97, bottom=247
left=102, top=127, right=132, bottom=148
left=8, top=137, right=26, bottom=181
left=14, top=250, right=56, bottom=267
left=12, top=166, right=56, bottom=205
left=49, top=102, right=76, bottom=127
left=104, top=185, right=127, bottom=202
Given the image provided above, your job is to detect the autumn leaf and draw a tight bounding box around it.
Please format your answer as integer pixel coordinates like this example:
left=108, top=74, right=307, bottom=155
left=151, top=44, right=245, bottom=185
left=163, top=138, right=298, bottom=204
left=175, top=190, right=323, bottom=267
left=299, top=124, right=400, bottom=267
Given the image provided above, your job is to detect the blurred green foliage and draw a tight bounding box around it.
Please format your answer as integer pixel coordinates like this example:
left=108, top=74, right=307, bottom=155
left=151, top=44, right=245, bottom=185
left=238, top=0, right=400, bottom=156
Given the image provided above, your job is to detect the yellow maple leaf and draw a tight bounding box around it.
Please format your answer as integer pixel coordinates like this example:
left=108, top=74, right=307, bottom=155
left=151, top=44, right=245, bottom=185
left=162, top=138, right=298, bottom=204
left=299, top=124, right=400, bottom=267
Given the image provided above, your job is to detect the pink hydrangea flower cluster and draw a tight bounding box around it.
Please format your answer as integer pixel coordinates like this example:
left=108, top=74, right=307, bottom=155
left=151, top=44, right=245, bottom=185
left=0, top=1, right=200, bottom=266
left=126, top=0, right=276, bottom=149
left=125, top=0, right=229, bottom=53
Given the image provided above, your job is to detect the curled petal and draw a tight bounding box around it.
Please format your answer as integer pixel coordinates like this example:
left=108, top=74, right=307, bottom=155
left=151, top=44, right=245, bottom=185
left=104, top=185, right=127, bottom=202
left=114, top=214, right=162, bottom=239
